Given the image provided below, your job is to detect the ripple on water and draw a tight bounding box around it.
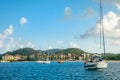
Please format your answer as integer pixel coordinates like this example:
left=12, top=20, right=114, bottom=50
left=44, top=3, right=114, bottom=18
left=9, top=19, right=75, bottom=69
left=0, top=62, right=120, bottom=80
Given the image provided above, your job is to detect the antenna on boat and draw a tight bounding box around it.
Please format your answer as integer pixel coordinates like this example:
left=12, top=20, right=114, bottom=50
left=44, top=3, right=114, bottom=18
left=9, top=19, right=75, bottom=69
left=100, top=0, right=106, bottom=57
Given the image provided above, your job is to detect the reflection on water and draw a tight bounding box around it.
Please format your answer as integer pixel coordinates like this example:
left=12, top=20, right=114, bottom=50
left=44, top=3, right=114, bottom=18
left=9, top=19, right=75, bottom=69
left=0, top=61, right=120, bottom=80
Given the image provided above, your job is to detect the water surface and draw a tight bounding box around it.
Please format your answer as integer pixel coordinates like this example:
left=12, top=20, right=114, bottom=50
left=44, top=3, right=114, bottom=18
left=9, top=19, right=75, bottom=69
left=0, top=61, right=120, bottom=80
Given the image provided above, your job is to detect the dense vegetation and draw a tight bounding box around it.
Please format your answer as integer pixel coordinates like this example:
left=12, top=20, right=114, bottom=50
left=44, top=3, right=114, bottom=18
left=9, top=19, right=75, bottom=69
left=104, top=53, right=120, bottom=60
left=56, top=48, right=85, bottom=54
left=1, top=48, right=85, bottom=61
left=3, top=48, right=40, bottom=56
left=1, top=47, right=120, bottom=61
left=3, top=48, right=85, bottom=56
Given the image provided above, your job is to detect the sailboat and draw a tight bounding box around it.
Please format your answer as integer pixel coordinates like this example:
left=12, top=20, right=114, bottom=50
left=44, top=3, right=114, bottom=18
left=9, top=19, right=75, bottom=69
left=84, top=0, right=107, bottom=69
left=36, top=50, right=44, bottom=63
left=43, top=43, right=51, bottom=64
left=57, top=50, right=64, bottom=63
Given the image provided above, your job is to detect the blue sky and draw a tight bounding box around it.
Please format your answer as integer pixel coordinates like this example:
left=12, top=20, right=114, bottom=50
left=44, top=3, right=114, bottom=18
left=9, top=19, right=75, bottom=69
left=0, top=0, right=120, bottom=53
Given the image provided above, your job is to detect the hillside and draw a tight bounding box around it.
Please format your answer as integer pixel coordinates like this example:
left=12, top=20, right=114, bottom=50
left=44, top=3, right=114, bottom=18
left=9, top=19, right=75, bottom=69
left=55, top=48, right=85, bottom=55
left=4, top=48, right=40, bottom=56
left=3, top=48, right=85, bottom=56
left=43, top=49, right=61, bottom=54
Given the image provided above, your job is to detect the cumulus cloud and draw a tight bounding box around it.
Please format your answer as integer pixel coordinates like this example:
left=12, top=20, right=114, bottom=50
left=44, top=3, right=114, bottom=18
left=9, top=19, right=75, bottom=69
left=0, top=40, right=3, bottom=48
left=4, top=37, right=16, bottom=52
left=70, top=42, right=80, bottom=48
left=83, top=7, right=95, bottom=18
left=0, top=25, right=13, bottom=40
left=56, top=40, right=64, bottom=44
left=20, top=17, right=27, bottom=26
left=0, top=24, right=36, bottom=53
left=48, top=45, right=52, bottom=49
left=64, top=6, right=72, bottom=19
left=19, top=44, right=24, bottom=48
left=80, top=11, right=120, bottom=46
left=5, top=44, right=11, bottom=51
left=100, top=0, right=120, bottom=10
left=26, top=41, right=34, bottom=48
left=19, top=41, right=34, bottom=48
left=10, top=37, right=14, bottom=44
left=0, top=25, right=14, bottom=48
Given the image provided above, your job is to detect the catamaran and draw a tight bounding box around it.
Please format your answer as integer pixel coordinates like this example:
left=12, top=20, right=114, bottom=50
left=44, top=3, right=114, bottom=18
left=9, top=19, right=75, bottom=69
left=84, top=0, right=107, bottom=69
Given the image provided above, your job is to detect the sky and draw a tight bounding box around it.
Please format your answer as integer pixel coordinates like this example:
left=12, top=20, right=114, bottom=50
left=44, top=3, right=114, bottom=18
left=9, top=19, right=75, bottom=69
left=0, top=0, right=120, bottom=54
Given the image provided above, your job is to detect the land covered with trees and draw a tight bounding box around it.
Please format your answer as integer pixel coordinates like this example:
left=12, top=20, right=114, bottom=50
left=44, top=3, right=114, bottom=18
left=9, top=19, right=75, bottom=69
left=0, top=48, right=120, bottom=61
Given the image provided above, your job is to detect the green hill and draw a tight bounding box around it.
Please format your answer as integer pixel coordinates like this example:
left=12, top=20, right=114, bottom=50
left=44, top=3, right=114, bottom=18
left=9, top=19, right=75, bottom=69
left=55, top=48, right=85, bottom=55
left=4, top=48, right=40, bottom=56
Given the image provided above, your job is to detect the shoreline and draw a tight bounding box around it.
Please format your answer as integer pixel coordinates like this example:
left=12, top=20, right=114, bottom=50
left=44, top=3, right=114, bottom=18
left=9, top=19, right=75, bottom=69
left=1, top=60, right=120, bottom=63
left=106, top=60, right=120, bottom=62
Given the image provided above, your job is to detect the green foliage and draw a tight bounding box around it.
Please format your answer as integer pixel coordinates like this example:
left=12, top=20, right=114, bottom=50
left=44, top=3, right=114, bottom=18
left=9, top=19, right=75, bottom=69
left=5, top=48, right=39, bottom=56
left=55, top=48, right=85, bottom=55
left=0, top=55, right=2, bottom=60
left=104, top=53, right=120, bottom=60
left=3, top=47, right=120, bottom=61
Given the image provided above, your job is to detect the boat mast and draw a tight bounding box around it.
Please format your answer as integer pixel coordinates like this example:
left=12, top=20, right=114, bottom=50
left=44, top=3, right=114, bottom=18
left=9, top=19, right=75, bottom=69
left=100, top=0, right=106, bottom=57
left=47, top=42, right=50, bottom=61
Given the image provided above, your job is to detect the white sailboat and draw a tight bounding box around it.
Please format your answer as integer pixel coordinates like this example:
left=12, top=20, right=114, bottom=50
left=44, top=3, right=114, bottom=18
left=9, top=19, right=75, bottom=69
left=84, top=0, right=107, bottom=69
left=43, top=43, right=51, bottom=64
left=84, top=54, right=107, bottom=69
left=37, top=60, right=44, bottom=63
left=36, top=50, right=44, bottom=63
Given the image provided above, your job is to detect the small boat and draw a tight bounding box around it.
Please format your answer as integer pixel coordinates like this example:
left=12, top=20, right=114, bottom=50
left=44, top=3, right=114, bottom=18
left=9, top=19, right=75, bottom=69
left=58, top=60, right=64, bottom=63
left=36, top=61, right=44, bottom=63
left=43, top=42, right=51, bottom=64
left=43, top=60, right=51, bottom=64
left=0, top=61, right=10, bottom=63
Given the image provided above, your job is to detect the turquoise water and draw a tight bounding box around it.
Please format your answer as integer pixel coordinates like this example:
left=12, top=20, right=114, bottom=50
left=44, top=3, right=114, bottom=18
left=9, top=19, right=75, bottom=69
left=0, top=61, right=120, bottom=80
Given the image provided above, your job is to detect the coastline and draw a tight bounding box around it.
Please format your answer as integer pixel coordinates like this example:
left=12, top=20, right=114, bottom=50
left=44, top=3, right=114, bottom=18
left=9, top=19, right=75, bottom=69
left=1, top=60, right=120, bottom=63
left=107, top=60, right=120, bottom=62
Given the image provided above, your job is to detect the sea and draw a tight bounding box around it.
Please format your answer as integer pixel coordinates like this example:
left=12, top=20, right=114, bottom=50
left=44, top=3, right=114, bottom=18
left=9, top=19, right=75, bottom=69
left=0, top=61, right=120, bottom=80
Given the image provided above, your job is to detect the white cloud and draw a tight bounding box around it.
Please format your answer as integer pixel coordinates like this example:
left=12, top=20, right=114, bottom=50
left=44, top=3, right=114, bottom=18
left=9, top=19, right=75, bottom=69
left=26, top=41, right=34, bottom=48
left=4, top=37, right=16, bottom=52
left=5, top=44, right=11, bottom=51
left=0, top=25, right=14, bottom=49
left=56, top=40, right=64, bottom=44
left=0, top=40, right=3, bottom=48
left=0, top=25, right=13, bottom=40
left=0, top=24, right=36, bottom=53
left=48, top=45, right=52, bottom=49
left=101, top=0, right=120, bottom=10
left=10, top=37, right=14, bottom=44
left=20, top=17, right=27, bottom=26
left=109, top=39, right=120, bottom=46
left=81, top=11, right=119, bottom=38
left=83, top=7, right=95, bottom=18
left=18, top=41, right=34, bottom=49
left=64, top=6, right=72, bottom=19
left=80, top=11, right=120, bottom=46
left=20, top=44, right=24, bottom=48
left=70, top=42, right=80, bottom=48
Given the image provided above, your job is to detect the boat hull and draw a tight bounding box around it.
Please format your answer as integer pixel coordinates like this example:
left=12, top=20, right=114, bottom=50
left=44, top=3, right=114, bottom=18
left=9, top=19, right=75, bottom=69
left=43, top=61, right=51, bottom=64
left=85, top=60, right=107, bottom=69
left=36, top=61, right=44, bottom=63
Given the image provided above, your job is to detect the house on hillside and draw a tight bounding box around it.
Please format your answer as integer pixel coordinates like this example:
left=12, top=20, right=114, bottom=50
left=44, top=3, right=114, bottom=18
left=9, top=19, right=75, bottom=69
left=2, top=54, right=14, bottom=61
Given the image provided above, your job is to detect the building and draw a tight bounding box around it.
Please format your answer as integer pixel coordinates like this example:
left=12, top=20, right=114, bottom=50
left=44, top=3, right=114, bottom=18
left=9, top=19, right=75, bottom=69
left=2, top=54, right=14, bottom=61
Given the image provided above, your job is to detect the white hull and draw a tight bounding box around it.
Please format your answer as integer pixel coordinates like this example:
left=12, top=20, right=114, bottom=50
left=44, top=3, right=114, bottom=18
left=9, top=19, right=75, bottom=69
left=0, top=61, right=10, bottom=63
left=85, top=60, right=107, bottom=69
left=43, top=61, right=51, bottom=64
left=36, top=61, right=44, bottom=63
